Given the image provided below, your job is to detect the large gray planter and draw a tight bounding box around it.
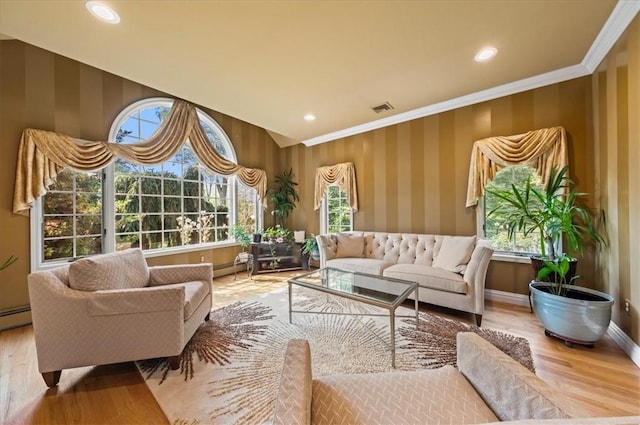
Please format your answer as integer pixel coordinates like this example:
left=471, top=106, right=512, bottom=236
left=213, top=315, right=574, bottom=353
left=529, top=281, right=614, bottom=348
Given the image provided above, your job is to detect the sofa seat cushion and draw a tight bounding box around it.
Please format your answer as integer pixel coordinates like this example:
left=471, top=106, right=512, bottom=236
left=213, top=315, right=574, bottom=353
left=384, top=264, right=467, bottom=294
left=311, top=365, right=499, bottom=425
left=69, top=248, right=149, bottom=291
left=326, top=258, right=395, bottom=275
left=160, top=280, right=210, bottom=320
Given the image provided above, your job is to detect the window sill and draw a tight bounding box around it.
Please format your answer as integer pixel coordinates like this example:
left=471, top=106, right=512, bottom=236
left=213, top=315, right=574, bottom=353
left=35, top=242, right=239, bottom=271
left=490, top=252, right=533, bottom=264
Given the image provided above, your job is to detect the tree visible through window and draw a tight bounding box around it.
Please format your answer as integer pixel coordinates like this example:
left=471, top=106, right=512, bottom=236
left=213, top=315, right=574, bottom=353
left=325, top=185, right=352, bottom=233
left=483, top=165, right=543, bottom=254
left=37, top=98, right=261, bottom=264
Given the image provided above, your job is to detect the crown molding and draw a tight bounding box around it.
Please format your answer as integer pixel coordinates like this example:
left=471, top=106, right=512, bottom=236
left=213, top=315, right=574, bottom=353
left=303, top=1, right=638, bottom=147
left=303, top=64, right=589, bottom=147
left=583, top=0, right=640, bottom=72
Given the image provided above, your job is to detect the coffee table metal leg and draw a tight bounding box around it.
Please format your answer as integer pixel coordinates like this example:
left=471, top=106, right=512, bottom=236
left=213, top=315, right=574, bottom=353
left=415, top=286, right=419, bottom=327
left=288, top=282, right=292, bottom=323
left=390, top=311, right=396, bottom=368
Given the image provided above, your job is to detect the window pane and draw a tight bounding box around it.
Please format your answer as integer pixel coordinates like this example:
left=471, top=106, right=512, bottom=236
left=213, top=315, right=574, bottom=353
left=76, top=236, right=102, bottom=256
left=141, top=177, right=162, bottom=195
left=116, top=234, right=139, bottom=251
left=163, top=197, right=181, bottom=213
left=142, top=215, right=162, bottom=231
left=44, top=239, right=73, bottom=261
left=48, top=171, right=74, bottom=191
left=484, top=166, right=543, bottom=254
left=76, top=194, right=101, bottom=214
left=76, top=215, right=101, bottom=235
left=116, top=214, right=140, bottom=233
left=141, top=196, right=161, bottom=213
left=44, top=217, right=73, bottom=238
left=44, top=193, right=73, bottom=214
left=164, top=179, right=181, bottom=196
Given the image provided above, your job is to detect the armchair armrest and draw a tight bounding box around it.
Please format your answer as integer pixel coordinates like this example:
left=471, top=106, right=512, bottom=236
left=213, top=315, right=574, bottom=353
left=149, top=263, right=212, bottom=286
left=457, top=332, right=576, bottom=421
left=273, top=339, right=312, bottom=425
left=88, top=285, right=185, bottom=316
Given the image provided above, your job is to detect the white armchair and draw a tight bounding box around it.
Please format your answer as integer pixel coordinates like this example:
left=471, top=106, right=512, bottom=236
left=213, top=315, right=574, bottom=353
left=28, top=249, right=212, bottom=387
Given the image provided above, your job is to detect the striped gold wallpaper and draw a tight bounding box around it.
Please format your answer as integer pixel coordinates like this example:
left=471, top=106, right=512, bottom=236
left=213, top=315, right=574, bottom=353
left=593, top=15, right=640, bottom=342
left=282, top=77, right=597, bottom=297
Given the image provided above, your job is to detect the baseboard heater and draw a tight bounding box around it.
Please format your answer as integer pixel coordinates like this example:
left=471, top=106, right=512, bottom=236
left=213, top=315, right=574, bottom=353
left=0, top=305, right=31, bottom=318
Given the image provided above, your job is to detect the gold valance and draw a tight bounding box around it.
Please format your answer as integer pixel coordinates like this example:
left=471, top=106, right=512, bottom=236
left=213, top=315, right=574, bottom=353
left=314, top=162, right=358, bottom=211
left=13, top=99, right=267, bottom=216
left=466, top=126, right=568, bottom=208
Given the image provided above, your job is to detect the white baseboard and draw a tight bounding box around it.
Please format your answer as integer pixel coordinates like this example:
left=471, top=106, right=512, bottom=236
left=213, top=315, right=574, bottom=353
left=607, top=321, right=640, bottom=368
left=485, top=289, right=530, bottom=308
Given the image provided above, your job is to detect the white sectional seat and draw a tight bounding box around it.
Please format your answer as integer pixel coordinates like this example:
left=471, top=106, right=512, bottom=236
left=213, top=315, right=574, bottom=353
left=316, top=232, right=493, bottom=326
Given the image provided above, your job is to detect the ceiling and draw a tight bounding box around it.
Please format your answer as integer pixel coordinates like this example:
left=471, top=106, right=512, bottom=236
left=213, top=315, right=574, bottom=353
left=0, top=1, right=634, bottom=147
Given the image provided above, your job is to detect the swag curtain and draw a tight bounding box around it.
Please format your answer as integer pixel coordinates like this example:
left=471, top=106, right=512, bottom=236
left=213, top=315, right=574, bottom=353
left=12, top=99, right=268, bottom=216
left=465, top=126, right=568, bottom=208
left=314, top=162, right=358, bottom=211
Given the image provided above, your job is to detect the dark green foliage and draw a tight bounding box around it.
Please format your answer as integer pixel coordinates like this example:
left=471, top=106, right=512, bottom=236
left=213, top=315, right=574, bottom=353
left=268, top=169, right=299, bottom=227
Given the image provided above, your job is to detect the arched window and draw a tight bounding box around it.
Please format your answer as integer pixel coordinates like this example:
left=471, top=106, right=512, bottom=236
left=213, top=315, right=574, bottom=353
left=33, top=98, right=261, bottom=267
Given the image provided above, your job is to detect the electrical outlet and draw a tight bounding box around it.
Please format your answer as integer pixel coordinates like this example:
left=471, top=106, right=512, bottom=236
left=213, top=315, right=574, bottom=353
left=200, top=256, right=205, bottom=262
left=624, top=299, right=631, bottom=314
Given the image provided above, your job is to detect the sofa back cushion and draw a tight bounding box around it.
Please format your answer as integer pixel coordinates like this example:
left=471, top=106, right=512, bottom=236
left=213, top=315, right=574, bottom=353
left=432, top=235, right=476, bottom=273
left=335, top=232, right=365, bottom=258
left=69, top=248, right=149, bottom=291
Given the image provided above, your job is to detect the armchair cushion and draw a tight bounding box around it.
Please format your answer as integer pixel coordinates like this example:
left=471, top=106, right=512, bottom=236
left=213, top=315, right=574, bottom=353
left=69, top=248, right=149, bottom=291
left=88, top=285, right=185, bottom=316
left=311, top=365, right=498, bottom=425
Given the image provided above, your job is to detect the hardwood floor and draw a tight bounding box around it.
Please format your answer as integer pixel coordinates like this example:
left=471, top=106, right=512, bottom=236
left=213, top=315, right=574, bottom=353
left=1, top=271, right=639, bottom=424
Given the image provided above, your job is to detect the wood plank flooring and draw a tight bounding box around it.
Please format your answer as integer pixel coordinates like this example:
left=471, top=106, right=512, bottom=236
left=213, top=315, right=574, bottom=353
left=1, top=271, right=639, bottom=424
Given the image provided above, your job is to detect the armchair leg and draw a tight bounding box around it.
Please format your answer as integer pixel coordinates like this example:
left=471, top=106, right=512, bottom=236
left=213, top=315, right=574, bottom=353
left=42, top=370, right=61, bottom=387
left=475, top=314, right=483, bottom=327
left=205, top=312, right=211, bottom=321
left=168, top=355, right=180, bottom=370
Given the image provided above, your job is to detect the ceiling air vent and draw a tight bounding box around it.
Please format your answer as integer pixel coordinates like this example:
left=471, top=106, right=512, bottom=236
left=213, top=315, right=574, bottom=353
left=371, top=102, right=394, bottom=114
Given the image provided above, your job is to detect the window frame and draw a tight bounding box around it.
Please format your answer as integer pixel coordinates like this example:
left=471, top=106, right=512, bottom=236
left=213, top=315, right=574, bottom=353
left=30, top=97, right=262, bottom=271
left=319, top=184, right=354, bottom=234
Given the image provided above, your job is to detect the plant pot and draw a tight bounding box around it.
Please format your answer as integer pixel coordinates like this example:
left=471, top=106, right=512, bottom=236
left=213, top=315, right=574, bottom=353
left=253, top=234, right=262, bottom=243
left=530, top=256, right=578, bottom=283
left=529, top=281, right=614, bottom=347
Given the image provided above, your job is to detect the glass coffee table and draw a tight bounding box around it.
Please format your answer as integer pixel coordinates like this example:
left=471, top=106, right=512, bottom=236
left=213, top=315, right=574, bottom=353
left=288, top=267, right=419, bottom=368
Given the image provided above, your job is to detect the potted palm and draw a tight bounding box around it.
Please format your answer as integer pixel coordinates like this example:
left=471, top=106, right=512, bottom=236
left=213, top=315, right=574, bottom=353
left=486, top=166, right=612, bottom=347
left=268, top=169, right=299, bottom=227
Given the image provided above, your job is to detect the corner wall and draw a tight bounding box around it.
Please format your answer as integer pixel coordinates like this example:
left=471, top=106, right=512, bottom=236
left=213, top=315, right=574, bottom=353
left=593, top=15, right=640, bottom=343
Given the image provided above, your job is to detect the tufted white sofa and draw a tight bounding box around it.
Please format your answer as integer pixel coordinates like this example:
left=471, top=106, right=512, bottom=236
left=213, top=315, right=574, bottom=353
left=316, top=232, right=493, bottom=326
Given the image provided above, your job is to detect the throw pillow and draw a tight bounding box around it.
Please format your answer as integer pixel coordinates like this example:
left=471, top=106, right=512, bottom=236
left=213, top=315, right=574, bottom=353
left=69, top=248, right=150, bottom=291
left=432, top=236, right=476, bottom=273
left=335, top=232, right=365, bottom=258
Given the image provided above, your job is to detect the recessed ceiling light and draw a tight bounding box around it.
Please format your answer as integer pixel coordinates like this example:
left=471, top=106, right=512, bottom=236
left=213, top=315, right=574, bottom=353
left=86, top=1, right=120, bottom=24
left=474, top=47, right=498, bottom=62
left=304, top=114, right=316, bottom=122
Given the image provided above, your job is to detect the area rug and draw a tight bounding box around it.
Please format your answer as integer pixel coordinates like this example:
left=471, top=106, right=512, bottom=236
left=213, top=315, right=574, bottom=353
left=137, top=286, right=534, bottom=425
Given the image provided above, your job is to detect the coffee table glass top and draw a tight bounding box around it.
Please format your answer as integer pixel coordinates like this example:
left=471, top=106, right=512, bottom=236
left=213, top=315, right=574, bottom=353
left=289, top=267, right=417, bottom=308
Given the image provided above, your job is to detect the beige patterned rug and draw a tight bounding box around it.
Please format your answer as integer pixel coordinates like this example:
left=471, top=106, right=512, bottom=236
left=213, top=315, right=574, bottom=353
left=137, top=285, right=534, bottom=425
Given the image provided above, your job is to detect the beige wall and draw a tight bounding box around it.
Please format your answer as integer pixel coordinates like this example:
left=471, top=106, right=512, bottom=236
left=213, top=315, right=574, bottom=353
left=0, top=40, right=281, bottom=329
left=283, top=77, right=596, bottom=296
left=593, top=15, right=640, bottom=342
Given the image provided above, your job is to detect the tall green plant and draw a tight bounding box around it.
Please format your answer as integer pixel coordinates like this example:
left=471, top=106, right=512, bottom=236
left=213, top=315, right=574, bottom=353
left=268, top=169, right=299, bottom=227
left=486, top=166, right=605, bottom=260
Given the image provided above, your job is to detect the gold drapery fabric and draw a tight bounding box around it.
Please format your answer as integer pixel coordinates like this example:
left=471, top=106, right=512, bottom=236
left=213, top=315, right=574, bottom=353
left=465, top=126, right=568, bottom=207
left=13, top=99, right=267, bottom=216
left=314, top=162, right=358, bottom=211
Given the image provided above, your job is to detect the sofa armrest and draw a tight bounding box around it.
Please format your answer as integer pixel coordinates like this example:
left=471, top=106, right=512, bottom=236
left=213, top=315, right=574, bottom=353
left=148, top=263, right=213, bottom=286
left=457, top=332, right=576, bottom=421
left=273, top=339, right=312, bottom=425
left=463, top=240, right=493, bottom=315
left=316, top=234, right=337, bottom=269
left=88, top=286, right=185, bottom=316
